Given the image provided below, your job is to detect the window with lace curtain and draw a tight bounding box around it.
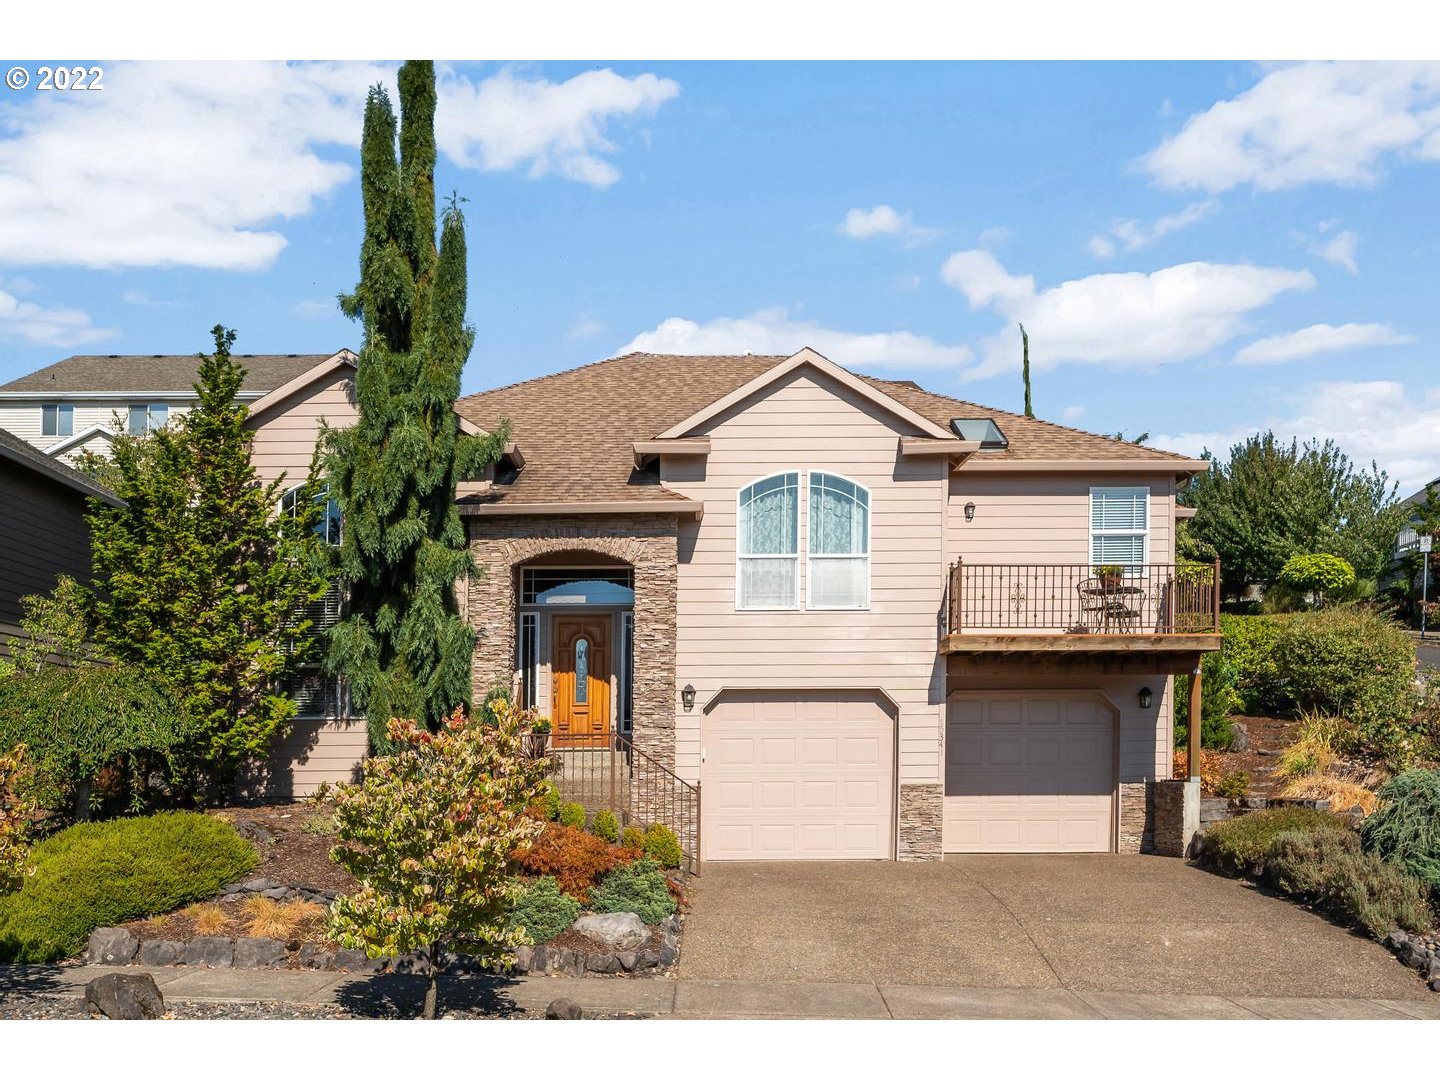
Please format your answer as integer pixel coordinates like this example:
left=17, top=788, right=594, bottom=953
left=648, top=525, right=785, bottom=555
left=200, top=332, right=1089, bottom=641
left=737, top=472, right=799, bottom=609
left=808, top=472, right=870, bottom=609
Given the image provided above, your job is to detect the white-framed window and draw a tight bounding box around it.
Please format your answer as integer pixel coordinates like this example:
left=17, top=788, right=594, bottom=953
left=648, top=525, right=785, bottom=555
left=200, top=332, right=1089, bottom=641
left=737, top=472, right=799, bottom=609
left=41, top=403, right=73, bottom=437
left=1090, top=487, right=1149, bottom=568
left=517, top=613, right=539, bottom=710
left=280, top=484, right=343, bottom=546
left=127, top=402, right=169, bottom=435
left=807, top=472, right=870, bottom=609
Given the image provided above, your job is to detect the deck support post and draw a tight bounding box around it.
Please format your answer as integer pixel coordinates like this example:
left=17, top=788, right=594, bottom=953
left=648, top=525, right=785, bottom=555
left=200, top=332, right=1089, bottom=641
left=1186, top=664, right=1203, bottom=780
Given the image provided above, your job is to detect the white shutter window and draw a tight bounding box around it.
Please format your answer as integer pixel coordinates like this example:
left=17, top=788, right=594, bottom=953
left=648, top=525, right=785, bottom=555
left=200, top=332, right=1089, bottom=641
left=738, top=473, right=799, bottom=609
left=1090, top=488, right=1148, bottom=568
left=808, top=472, right=870, bottom=609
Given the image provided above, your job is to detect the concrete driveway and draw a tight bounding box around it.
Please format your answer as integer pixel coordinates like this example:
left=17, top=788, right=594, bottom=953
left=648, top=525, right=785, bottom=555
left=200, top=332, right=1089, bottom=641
left=678, top=855, right=1429, bottom=999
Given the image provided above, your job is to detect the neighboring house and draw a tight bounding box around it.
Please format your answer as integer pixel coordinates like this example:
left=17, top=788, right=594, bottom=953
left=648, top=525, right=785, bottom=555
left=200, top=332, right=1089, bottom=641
left=0, top=426, right=123, bottom=652
left=454, top=348, right=1220, bottom=862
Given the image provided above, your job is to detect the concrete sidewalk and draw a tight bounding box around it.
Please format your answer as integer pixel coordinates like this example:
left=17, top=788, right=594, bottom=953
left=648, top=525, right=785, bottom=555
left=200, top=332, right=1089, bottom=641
left=9, top=965, right=1440, bottom=1020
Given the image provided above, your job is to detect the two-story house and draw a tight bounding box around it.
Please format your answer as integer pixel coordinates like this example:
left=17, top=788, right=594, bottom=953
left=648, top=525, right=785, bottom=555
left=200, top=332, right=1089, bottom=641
left=455, top=348, right=1221, bottom=863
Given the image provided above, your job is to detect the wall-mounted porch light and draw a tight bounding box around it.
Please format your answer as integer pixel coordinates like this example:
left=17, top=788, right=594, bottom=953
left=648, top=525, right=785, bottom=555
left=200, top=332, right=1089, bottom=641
left=682, top=684, right=697, bottom=712
left=1138, top=686, right=1153, bottom=709
left=964, top=501, right=976, bottom=522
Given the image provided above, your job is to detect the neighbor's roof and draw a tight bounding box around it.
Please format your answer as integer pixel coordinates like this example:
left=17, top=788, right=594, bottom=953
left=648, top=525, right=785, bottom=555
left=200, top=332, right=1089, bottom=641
left=0, top=426, right=123, bottom=506
left=454, top=351, right=1197, bottom=507
left=0, top=353, right=338, bottom=396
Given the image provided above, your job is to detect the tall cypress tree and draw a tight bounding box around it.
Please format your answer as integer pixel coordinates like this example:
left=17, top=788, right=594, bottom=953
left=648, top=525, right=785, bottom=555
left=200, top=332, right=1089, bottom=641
left=1019, top=321, right=1034, bottom=418
left=326, top=61, right=505, bottom=747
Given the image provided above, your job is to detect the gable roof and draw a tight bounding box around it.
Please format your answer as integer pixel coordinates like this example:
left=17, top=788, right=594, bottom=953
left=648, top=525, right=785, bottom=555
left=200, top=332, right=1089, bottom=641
left=455, top=351, right=1200, bottom=508
left=0, top=427, right=123, bottom=506
left=0, top=352, right=342, bottom=396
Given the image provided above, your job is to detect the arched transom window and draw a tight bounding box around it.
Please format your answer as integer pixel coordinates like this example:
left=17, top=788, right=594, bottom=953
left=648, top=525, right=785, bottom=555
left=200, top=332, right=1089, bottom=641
left=808, top=472, right=870, bottom=609
left=737, top=472, right=799, bottom=609
left=280, top=484, right=343, bottom=546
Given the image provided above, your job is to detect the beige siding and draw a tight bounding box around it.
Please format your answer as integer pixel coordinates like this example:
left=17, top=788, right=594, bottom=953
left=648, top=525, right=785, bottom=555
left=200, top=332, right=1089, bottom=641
left=240, top=719, right=368, bottom=800
left=665, top=368, right=948, bottom=788
left=0, top=401, right=193, bottom=459
left=246, top=370, right=357, bottom=489
left=0, top=464, right=94, bottom=626
left=945, top=472, right=1175, bottom=565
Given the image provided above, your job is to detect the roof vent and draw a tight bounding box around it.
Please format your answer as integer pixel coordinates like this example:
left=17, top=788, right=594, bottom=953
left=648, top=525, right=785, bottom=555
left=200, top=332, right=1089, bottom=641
left=950, top=417, right=1008, bottom=450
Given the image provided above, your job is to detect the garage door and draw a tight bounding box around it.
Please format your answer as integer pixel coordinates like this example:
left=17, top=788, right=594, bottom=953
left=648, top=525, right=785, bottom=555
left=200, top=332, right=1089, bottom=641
left=702, top=691, right=894, bottom=860
left=944, top=693, right=1115, bottom=853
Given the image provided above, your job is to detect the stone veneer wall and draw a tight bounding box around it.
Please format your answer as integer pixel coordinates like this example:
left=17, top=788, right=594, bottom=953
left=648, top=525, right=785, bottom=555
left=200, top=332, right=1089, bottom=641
left=1150, top=779, right=1194, bottom=857
left=1119, top=782, right=1152, bottom=854
left=898, top=783, right=942, bottom=861
left=466, top=513, right=680, bottom=769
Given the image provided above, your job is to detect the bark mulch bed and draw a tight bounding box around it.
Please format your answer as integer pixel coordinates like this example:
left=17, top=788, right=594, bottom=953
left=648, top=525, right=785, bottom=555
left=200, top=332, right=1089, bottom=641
left=209, top=803, right=354, bottom=893
left=1211, top=714, right=1301, bottom=796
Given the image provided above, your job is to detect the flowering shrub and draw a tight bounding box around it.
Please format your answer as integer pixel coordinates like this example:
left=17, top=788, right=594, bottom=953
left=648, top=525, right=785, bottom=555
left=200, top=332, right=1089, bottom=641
left=518, top=822, right=638, bottom=902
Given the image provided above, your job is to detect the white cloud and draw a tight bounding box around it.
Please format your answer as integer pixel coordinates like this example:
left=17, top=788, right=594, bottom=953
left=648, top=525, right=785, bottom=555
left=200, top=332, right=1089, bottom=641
left=618, top=307, right=973, bottom=372
left=1233, top=322, right=1413, bottom=366
left=291, top=298, right=337, bottom=320
left=940, top=248, right=1315, bottom=381
left=1144, top=61, right=1440, bottom=194
left=0, top=61, right=680, bottom=271
left=568, top=314, right=605, bottom=340
left=837, top=205, right=939, bottom=247
left=437, top=68, right=678, bottom=188
left=1313, top=229, right=1360, bottom=273
left=1062, top=404, right=1085, bottom=421
left=976, top=225, right=1010, bottom=248
left=122, top=289, right=177, bottom=307
left=1154, top=380, right=1440, bottom=493
left=1089, top=200, right=1216, bottom=258
left=0, top=287, right=115, bottom=347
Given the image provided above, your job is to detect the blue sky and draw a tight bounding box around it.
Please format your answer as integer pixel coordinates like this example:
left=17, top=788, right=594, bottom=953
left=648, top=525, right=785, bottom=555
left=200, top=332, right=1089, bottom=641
left=1, top=60, right=1437, bottom=490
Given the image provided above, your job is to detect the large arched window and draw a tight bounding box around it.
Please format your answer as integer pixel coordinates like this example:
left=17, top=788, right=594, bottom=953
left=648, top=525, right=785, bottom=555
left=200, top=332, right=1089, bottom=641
left=280, top=484, right=342, bottom=546
left=737, top=472, right=799, bottom=609
left=808, top=472, right=870, bottom=609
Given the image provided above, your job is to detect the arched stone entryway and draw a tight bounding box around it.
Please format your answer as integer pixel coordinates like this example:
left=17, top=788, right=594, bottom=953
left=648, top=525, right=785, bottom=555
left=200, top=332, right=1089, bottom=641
left=465, top=513, right=679, bottom=767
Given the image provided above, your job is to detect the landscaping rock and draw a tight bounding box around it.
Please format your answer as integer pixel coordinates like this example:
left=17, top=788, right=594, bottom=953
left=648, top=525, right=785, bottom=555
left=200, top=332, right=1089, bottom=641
left=85, top=972, right=164, bottom=1020
left=658, top=939, right=679, bottom=968
left=260, top=886, right=290, bottom=900
left=586, top=952, right=621, bottom=974
left=332, top=948, right=381, bottom=972
left=513, top=945, right=533, bottom=971
left=1385, top=929, right=1411, bottom=951
left=389, top=951, right=430, bottom=975
left=87, top=927, right=138, bottom=966
left=239, top=876, right=283, bottom=893
left=297, top=943, right=335, bottom=970
left=137, top=939, right=184, bottom=967
left=527, top=945, right=548, bottom=973
left=233, top=937, right=288, bottom=969
left=573, top=912, right=646, bottom=951
left=636, top=948, right=661, bottom=970
left=1398, top=938, right=1430, bottom=971
left=546, top=997, right=583, bottom=1020
left=229, top=820, right=273, bottom=846
left=184, top=936, right=234, bottom=968
left=617, top=950, right=637, bottom=972
left=1229, top=721, right=1250, bottom=753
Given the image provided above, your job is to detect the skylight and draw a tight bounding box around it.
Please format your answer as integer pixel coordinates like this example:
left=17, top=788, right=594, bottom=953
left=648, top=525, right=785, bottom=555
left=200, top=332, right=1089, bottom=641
left=950, top=417, right=1008, bottom=450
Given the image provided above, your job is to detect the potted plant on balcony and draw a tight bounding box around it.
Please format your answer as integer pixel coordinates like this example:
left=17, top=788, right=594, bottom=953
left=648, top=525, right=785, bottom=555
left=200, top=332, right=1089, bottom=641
left=1093, top=564, right=1124, bottom=591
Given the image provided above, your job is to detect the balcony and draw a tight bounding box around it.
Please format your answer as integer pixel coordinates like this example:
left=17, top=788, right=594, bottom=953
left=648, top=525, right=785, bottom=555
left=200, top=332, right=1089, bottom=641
left=942, top=560, right=1222, bottom=656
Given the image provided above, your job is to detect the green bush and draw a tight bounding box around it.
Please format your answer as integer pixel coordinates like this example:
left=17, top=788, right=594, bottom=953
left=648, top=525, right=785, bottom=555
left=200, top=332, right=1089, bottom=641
left=505, top=875, right=580, bottom=944
left=642, top=823, right=684, bottom=870
left=0, top=812, right=257, bottom=962
left=1196, top=806, right=1352, bottom=877
left=536, top=781, right=561, bottom=821
left=1271, top=606, right=1418, bottom=765
left=588, top=858, right=676, bottom=925
left=1174, top=651, right=1240, bottom=750
left=1362, top=769, right=1440, bottom=897
left=620, top=826, right=644, bottom=850
left=591, top=809, right=618, bottom=843
left=1265, top=828, right=1432, bottom=937
left=558, top=802, right=586, bottom=830
left=1277, top=553, right=1357, bottom=603
left=1214, top=771, right=1251, bottom=800
left=1218, top=613, right=1288, bottom=714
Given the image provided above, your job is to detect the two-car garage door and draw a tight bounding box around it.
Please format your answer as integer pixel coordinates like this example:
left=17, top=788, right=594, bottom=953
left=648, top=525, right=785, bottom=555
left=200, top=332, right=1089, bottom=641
left=944, top=693, right=1116, bottom=853
left=701, top=691, right=894, bottom=861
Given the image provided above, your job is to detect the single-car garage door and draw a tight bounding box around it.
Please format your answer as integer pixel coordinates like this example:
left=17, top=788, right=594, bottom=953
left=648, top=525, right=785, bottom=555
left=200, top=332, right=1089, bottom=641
left=702, top=691, right=894, bottom=860
left=944, top=692, right=1115, bottom=853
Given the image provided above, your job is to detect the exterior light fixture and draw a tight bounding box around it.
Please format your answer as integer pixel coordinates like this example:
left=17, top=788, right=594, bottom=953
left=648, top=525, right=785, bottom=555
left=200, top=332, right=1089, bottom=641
left=964, top=501, right=976, bottom=522
left=682, top=684, right=697, bottom=712
left=1138, top=686, right=1153, bottom=709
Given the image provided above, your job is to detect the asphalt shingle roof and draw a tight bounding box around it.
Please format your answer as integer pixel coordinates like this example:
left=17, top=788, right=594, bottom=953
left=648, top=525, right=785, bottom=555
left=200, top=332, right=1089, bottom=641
left=455, top=352, right=1195, bottom=507
left=0, top=354, right=336, bottom=395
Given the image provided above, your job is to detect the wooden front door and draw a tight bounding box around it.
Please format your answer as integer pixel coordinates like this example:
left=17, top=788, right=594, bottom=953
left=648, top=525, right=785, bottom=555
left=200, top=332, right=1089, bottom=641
left=552, top=615, right=611, bottom=748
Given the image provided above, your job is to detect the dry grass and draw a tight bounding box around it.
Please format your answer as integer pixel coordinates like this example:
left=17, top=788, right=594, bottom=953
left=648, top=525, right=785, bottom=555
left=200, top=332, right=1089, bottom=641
left=241, top=896, right=326, bottom=939
left=1279, top=772, right=1380, bottom=815
left=188, top=903, right=232, bottom=936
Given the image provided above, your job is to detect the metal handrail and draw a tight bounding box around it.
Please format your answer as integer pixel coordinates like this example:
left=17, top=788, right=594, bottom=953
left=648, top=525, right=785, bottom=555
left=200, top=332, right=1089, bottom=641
left=945, top=559, right=1221, bottom=636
